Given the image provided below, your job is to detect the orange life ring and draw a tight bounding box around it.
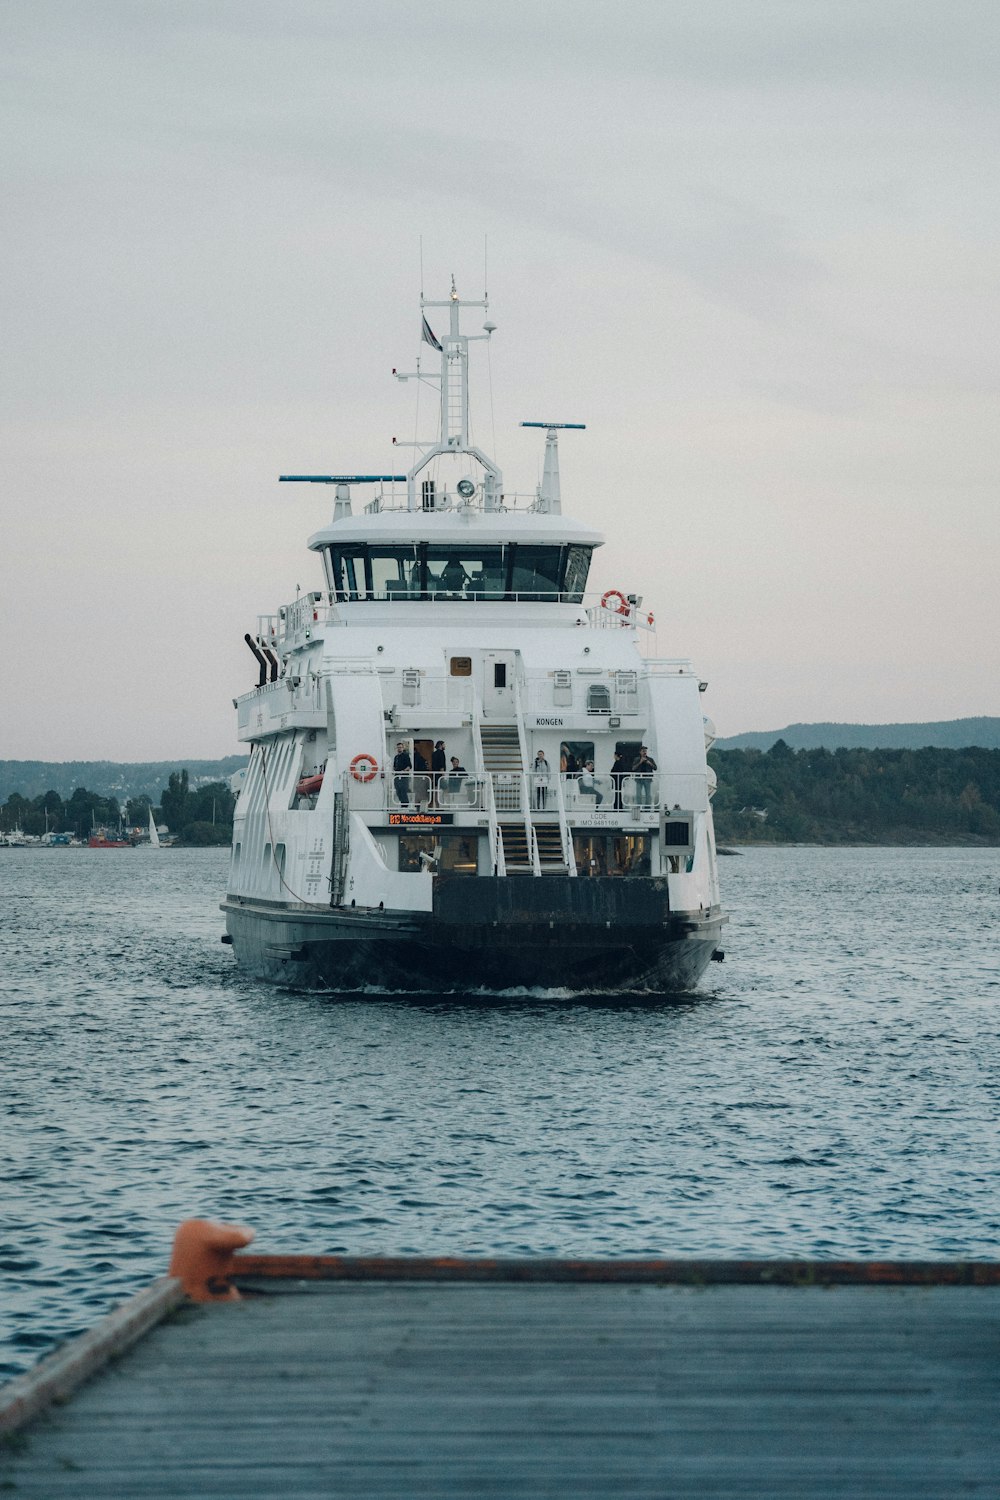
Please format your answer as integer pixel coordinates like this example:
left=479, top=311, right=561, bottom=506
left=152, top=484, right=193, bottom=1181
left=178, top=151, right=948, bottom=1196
left=601, top=588, right=629, bottom=616
left=350, top=753, right=378, bottom=783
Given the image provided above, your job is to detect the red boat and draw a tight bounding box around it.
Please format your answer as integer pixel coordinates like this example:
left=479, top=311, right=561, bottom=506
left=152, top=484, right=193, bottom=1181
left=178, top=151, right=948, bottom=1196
left=88, top=833, right=131, bottom=848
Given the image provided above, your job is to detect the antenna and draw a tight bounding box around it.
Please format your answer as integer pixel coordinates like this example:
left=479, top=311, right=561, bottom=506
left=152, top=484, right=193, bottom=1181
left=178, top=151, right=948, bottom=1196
left=419, top=235, right=424, bottom=299
left=520, top=424, right=587, bottom=516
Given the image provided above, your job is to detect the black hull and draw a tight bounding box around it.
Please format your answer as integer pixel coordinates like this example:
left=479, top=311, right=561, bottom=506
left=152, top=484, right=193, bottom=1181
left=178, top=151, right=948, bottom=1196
left=222, top=876, right=724, bottom=995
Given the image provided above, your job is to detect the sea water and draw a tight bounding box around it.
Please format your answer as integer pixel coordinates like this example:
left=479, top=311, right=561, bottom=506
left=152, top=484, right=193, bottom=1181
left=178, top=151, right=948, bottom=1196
left=1, top=846, right=998, bottom=1376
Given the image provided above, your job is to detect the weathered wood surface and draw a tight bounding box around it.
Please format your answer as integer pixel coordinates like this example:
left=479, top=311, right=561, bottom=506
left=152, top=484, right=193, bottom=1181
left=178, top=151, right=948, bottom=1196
left=3, top=1281, right=998, bottom=1498
left=0, top=1276, right=183, bottom=1436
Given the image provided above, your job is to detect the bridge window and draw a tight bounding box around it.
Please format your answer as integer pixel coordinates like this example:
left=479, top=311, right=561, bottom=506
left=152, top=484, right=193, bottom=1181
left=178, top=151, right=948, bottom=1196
left=323, top=544, right=593, bottom=603
left=563, top=545, right=591, bottom=603
left=426, top=547, right=506, bottom=600
left=509, top=546, right=563, bottom=601
left=370, top=546, right=419, bottom=599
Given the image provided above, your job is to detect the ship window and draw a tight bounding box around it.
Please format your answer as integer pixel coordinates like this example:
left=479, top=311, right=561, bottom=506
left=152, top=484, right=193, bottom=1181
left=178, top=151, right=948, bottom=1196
left=425, top=547, right=506, bottom=600
left=510, top=545, right=563, bottom=601
left=450, top=656, right=472, bottom=676
left=563, top=545, right=592, bottom=603
left=324, top=542, right=594, bottom=603
left=560, top=740, right=594, bottom=774
left=573, top=833, right=650, bottom=877
left=398, top=832, right=479, bottom=875
left=327, top=546, right=368, bottom=601
left=370, top=546, right=419, bottom=600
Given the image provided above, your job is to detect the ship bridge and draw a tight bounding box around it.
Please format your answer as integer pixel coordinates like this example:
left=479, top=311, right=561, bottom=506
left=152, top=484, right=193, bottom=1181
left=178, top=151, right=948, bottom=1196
left=306, top=510, right=603, bottom=607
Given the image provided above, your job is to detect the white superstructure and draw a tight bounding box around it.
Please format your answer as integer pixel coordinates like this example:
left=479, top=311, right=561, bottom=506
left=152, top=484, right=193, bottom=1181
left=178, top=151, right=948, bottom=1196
left=223, top=282, right=725, bottom=991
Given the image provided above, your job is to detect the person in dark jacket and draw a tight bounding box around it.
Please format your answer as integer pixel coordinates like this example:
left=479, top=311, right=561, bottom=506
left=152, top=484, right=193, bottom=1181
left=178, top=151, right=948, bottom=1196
left=392, top=742, right=412, bottom=807
left=412, top=745, right=430, bottom=807
left=611, top=747, right=630, bottom=811
left=431, top=740, right=447, bottom=805
left=447, top=756, right=467, bottom=797
left=633, top=745, right=657, bottom=807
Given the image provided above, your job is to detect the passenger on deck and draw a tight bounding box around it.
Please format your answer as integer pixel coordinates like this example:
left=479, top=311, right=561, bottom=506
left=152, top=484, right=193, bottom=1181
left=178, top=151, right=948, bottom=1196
left=393, top=742, right=412, bottom=807
left=578, top=761, right=603, bottom=807
left=633, top=746, right=657, bottom=808
left=447, top=756, right=467, bottom=796
left=413, top=746, right=431, bottom=807
left=533, top=750, right=550, bottom=810
left=611, top=748, right=630, bottom=811
left=431, top=740, right=447, bottom=805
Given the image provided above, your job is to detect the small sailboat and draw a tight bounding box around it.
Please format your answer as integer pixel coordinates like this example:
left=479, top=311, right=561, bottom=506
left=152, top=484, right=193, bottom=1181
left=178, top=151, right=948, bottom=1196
left=148, top=809, right=161, bottom=849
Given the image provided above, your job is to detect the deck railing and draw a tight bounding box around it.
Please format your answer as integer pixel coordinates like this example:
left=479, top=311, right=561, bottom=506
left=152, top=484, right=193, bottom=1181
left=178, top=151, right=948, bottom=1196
left=345, top=771, right=681, bottom=818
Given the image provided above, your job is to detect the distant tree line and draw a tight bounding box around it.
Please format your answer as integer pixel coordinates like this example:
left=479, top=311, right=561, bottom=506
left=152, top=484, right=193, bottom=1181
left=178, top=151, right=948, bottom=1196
left=0, top=771, right=236, bottom=845
left=709, top=743, right=1000, bottom=844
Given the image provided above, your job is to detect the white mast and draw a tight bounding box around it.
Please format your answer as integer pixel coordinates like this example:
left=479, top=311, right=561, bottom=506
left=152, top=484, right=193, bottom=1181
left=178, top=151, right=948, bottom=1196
left=394, top=277, right=502, bottom=511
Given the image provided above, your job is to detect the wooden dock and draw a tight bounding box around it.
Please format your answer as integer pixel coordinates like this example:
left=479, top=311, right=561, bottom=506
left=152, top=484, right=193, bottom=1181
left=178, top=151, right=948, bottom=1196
left=3, top=1254, right=999, bottom=1498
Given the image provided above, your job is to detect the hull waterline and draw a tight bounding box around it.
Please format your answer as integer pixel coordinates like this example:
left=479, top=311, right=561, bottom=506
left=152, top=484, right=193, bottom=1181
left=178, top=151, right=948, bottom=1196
left=223, top=877, right=724, bottom=993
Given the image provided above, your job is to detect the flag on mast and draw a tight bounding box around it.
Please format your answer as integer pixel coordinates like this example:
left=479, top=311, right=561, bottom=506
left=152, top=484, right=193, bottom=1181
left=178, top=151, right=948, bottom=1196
left=421, top=315, right=442, bottom=351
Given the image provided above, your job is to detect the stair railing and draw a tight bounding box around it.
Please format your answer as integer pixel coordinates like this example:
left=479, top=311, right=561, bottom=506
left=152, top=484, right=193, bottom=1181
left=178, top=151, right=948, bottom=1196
left=473, top=688, right=505, bottom=875
left=512, top=674, right=540, bottom=875
left=554, top=771, right=576, bottom=875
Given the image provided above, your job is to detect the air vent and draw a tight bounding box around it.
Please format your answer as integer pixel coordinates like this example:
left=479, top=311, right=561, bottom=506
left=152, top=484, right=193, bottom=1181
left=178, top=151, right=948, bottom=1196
left=662, top=821, right=691, bottom=847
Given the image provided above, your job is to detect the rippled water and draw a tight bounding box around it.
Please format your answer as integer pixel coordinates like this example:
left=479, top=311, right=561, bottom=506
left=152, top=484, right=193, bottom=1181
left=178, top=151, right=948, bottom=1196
left=2, top=846, right=998, bottom=1376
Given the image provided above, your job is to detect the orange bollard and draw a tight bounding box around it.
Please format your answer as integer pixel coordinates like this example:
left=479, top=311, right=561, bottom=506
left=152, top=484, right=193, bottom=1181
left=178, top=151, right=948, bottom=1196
left=168, top=1218, right=255, bottom=1302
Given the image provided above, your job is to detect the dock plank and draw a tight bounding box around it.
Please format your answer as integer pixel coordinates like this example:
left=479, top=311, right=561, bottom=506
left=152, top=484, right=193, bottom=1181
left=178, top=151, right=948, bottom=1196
left=2, top=1282, right=998, bottom=1498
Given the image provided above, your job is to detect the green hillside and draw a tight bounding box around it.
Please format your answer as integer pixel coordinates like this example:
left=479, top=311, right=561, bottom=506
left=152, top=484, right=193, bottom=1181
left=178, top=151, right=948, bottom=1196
left=716, top=717, right=1000, bottom=752
left=0, top=757, right=245, bottom=804
left=710, top=743, right=1000, bottom=844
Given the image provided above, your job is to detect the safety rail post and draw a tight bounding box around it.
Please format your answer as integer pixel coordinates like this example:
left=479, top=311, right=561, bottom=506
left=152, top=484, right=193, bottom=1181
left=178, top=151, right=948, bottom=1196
left=485, top=773, right=506, bottom=876
left=524, top=772, right=542, bottom=876
left=554, top=771, right=576, bottom=875
left=512, top=674, right=539, bottom=875
left=472, top=688, right=505, bottom=875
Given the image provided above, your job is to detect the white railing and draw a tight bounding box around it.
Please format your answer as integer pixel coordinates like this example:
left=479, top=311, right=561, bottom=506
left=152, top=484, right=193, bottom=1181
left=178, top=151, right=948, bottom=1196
left=347, top=770, right=489, bottom=813
left=301, top=590, right=655, bottom=615
left=562, top=772, right=662, bottom=815
left=512, top=677, right=540, bottom=876
left=552, top=772, right=576, bottom=874
left=345, top=770, right=685, bottom=819
left=385, top=676, right=475, bottom=716
left=472, top=688, right=505, bottom=876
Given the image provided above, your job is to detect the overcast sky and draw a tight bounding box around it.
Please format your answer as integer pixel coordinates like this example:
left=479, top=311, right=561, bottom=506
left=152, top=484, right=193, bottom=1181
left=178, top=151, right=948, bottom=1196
left=3, top=0, right=998, bottom=760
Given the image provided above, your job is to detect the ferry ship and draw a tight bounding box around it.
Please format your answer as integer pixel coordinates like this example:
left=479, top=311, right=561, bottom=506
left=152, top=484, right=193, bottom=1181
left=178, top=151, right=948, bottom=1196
left=222, top=281, right=725, bottom=991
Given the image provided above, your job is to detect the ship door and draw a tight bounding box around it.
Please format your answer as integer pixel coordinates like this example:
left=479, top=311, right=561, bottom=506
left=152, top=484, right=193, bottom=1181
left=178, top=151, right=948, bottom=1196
left=483, top=652, right=516, bottom=717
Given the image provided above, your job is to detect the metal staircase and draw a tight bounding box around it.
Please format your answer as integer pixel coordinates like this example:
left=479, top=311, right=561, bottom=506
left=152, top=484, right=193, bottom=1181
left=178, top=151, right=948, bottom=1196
left=479, top=723, right=571, bottom=876
left=480, top=724, right=533, bottom=874
left=480, top=725, right=522, bottom=777
left=534, top=822, right=568, bottom=875
left=498, top=821, right=532, bottom=873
